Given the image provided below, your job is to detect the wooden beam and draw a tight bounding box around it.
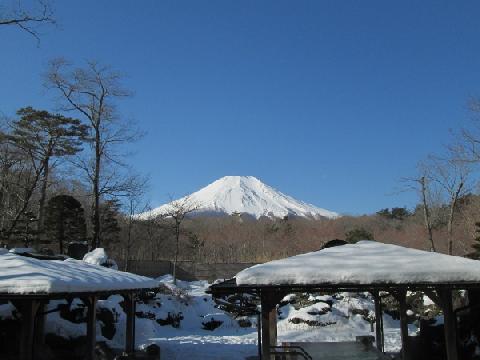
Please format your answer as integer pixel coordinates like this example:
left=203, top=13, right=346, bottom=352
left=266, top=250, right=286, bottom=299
left=125, top=293, right=137, bottom=354
left=16, top=300, right=40, bottom=360
left=260, top=290, right=278, bottom=360
left=84, top=296, right=97, bottom=360
left=439, top=289, right=458, bottom=360
left=373, top=291, right=384, bottom=352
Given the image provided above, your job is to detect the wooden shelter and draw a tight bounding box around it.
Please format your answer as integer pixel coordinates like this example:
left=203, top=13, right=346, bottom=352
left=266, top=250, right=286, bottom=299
left=0, top=250, right=158, bottom=360
left=209, top=241, right=480, bottom=360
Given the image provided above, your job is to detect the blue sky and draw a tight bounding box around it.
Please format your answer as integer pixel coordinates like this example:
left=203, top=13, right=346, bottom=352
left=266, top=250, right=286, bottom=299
left=1, top=0, right=480, bottom=215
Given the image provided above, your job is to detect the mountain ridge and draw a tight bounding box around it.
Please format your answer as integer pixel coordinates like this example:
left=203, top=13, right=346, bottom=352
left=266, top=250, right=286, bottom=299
left=140, top=176, right=339, bottom=220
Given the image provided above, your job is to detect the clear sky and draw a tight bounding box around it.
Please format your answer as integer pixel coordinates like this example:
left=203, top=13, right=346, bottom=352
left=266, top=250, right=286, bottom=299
left=1, top=1, right=480, bottom=215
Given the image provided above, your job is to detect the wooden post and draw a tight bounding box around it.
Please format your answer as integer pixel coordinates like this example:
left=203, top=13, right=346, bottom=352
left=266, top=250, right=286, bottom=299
left=85, top=296, right=97, bottom=360
left=125, top=292, right=137, bottom=354
left=261, top=291, right=278, bottom=360
left=373, top=291, right=384, bottom=352
left=17, top=300, right=40, bottom=360
left=395, top=290, right=410, bottom=360
left=34, top=301, right=47, bottom=354
left=257, top=313, right=262, bottom=360
left=439, top=289, right=458, bottom=360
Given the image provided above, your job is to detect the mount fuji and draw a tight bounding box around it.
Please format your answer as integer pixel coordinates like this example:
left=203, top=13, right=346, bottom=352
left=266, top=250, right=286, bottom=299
left=141, top=176, right=339, bottom=220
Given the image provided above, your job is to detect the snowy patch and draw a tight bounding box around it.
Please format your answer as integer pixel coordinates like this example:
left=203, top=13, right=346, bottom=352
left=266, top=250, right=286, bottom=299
left=83, top=248, right=118, bottom=269
left=423, top=295, right=435, bottom=306
left=9, top=247, right=35, bottom=254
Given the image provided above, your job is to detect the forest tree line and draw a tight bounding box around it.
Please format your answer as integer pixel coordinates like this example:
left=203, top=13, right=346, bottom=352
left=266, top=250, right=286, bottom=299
left=3, top=66, right=480, bottom=266
left=108, top=193, right=480, bottom=264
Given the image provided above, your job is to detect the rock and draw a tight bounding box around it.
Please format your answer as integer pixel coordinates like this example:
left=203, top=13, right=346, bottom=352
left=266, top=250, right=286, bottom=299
left=138, top=291, right=156, bottom=303
left=307, top=306, right=331, bottom=316
left=156, top=312, right=183, bottom=328
left=237, top=317, right=252, bottom=328
left=144, top=344, right=160, bottom=357
left=202, top=317, right=223, bottom=331
left=288, top=317, right=336, bottom=327
left=135, top=311, right=156, bottom=320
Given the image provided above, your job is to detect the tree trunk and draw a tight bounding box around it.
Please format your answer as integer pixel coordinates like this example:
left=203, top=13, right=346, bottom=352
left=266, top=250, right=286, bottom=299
left=421, top=176, right=435, bottom=252
left=5, top=164, right=44, bottom=240
left=36, top=155, right=50, bottom=249
left=447, top=204, right=454, bottom=256
left=125, top=201, right=133, bottom=271
left=0, top=160, right=12, bottom=236
left=92, top=126, right=101, bottom=249
left=173, top=220, right=180, bottom=284
left=447, top=183, right=463, bottom=256
left=59, top=210, right=64, bottom=254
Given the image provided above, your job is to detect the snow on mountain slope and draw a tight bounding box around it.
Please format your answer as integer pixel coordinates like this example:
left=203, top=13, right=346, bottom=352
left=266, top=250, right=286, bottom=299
left=141, top=176, right=338, bottom=219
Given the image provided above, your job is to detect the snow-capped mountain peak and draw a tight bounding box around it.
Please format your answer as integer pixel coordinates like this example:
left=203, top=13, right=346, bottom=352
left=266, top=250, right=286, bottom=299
left=141, top=176, right=338, bottom=220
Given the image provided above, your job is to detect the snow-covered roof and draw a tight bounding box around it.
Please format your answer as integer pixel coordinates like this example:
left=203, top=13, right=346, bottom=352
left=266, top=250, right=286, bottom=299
left=235, top=241, right=480, bottom=286
left=0, top=252, right=158, bottom=295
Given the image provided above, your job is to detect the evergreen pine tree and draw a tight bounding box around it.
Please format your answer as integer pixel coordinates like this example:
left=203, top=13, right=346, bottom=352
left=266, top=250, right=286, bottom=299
left=44, top=195, right=87, bottom=254
left=6, top=107, right=87, bottom=248
left=98, top=199, right=121, bottom=248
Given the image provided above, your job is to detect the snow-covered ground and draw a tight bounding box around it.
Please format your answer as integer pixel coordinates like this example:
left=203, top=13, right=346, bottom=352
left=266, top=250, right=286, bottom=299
left=134, top=276, right=417, bottom=359
left=0, top=274, right=416, bottom=359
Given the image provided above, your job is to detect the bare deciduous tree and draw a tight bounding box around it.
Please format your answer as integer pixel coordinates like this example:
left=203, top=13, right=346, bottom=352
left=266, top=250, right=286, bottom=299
left=451, top=98, right=480, bottom=164
left=120, top=176, right=149, bottom=271
left=427, top=154, right=471, bottom=255
left=158, top=196, right=200, bottom=284
left=46, top=58, right=140, bottom=249
left=401, top=165, right=437, bottom=252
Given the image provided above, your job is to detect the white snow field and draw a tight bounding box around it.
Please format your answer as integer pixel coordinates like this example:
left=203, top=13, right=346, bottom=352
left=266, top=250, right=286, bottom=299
left=140, top=175, right=339, bottom=220
left=236, top=240, right=480, bottom=286
left=0, top=251, right=157, bottom=294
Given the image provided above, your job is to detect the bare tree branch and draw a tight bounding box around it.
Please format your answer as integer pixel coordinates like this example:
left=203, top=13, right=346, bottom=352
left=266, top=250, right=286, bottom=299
left=0, top=0, right=55, bottom=42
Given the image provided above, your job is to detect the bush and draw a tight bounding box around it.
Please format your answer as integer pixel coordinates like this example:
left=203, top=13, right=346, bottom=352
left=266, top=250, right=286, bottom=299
left=345, top=228, right=374, bottom=243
